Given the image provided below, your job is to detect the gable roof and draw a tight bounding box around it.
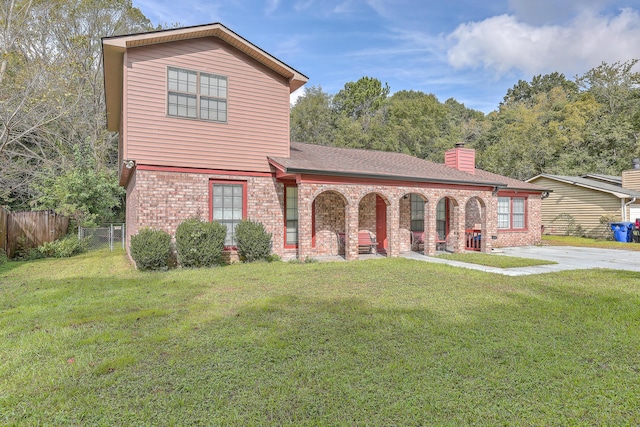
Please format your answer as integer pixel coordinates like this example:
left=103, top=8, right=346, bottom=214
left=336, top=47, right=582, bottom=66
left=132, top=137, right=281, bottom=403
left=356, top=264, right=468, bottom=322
left=102, top=23, right=308, bottom=132
left=270, top=142, right=546, bottom=191
left=528, top=174, right=640, bottom=198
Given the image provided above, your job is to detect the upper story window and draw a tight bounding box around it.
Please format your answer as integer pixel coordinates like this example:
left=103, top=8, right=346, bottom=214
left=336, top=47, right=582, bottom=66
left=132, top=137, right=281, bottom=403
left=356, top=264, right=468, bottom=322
left=498, top=197, right=526, bottom=230
left=167, top=67, right=227, bottom=122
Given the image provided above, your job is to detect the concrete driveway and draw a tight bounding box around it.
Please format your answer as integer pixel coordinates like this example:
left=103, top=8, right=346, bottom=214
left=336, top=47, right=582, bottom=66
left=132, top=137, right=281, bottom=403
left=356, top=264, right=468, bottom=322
left=401, top=245, right=640, bottom=276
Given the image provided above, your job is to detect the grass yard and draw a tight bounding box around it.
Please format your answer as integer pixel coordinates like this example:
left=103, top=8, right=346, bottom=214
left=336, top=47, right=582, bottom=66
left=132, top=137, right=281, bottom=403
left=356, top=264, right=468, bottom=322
left=1, top=250, right=639, bottom=425
left=542, top=234, right=640, bottom=251
left=437, top=252, right=557, bottom=268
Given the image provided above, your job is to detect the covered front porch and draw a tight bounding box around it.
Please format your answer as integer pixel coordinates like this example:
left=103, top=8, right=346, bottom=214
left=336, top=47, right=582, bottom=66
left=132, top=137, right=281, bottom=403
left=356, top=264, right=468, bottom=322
left=290, top=182, right=495, bottom=261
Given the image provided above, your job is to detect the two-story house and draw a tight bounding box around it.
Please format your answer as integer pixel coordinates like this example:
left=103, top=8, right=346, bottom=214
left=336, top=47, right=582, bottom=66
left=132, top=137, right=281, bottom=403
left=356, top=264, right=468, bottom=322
left=102, top=23, right=546, bottom=261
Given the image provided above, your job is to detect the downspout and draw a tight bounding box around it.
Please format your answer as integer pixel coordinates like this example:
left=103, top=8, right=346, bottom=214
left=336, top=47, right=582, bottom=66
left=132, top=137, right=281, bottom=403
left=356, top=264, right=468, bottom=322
left=623, top=197, right=636, bottom=222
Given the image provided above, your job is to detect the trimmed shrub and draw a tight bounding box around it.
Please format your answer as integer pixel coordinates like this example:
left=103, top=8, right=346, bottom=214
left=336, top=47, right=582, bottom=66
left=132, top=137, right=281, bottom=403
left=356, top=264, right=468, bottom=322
left=175, top=218, right=226, bottom=267
left=235, top=219, right=272, bottom=262
left=130, top=228, right=172, bottom=271
left=37, top=235, right=88, bottom=258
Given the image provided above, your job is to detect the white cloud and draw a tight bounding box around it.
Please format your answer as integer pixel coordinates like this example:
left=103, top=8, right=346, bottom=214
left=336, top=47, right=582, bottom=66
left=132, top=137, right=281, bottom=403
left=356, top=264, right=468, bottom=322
left=447, top=8, right=640, bottom=77
left=265, top=0, right=280, bottom=14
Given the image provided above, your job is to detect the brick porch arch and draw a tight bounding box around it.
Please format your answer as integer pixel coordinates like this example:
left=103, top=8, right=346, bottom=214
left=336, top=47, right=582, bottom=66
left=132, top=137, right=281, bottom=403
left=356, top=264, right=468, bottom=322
left=398, top=192, right=430, bottom=254
left=464, top=196, right=490, bottom=252
left=430, top=195, right=462, bottom=254
left=311, top=189, right=349, bottom=257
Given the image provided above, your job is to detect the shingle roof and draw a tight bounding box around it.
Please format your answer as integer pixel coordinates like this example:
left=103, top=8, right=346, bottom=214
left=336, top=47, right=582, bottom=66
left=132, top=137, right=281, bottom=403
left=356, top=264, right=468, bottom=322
left=269, top=142, right=546, bottom=191
left=581, top=173, right=622, bottom=186
left=529, top=174, right=640, bottom=198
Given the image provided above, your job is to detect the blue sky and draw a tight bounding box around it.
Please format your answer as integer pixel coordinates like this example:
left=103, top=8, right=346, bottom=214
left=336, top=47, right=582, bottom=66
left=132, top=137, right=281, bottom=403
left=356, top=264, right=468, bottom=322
left=133, top=0, right=640, bottom=113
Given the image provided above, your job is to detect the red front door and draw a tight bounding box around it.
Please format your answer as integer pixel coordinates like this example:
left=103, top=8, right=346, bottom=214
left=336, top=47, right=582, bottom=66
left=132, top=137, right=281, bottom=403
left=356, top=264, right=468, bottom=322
left=376, top=195, right=387, bottom=253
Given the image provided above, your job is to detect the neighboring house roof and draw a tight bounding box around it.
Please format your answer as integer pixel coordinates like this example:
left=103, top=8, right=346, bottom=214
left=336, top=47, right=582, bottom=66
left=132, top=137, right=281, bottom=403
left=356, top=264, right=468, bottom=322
left=528, top=174, right=640, bottom=198
left=581, top=173, right=622, bottom=186
left=270, top=142, right=546, bottom=191
left=102, top=23, right=309, bottom=132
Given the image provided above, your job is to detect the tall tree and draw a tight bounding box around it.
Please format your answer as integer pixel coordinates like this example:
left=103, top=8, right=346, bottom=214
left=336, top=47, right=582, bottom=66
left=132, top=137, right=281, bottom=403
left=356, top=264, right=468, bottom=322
left=0, top=0, right=154, bottom=214
left=290, top=86, right=335, bottom=145
left=502, top=72, right=578, bottom=106
left=332, top=76, right=390, bottom=121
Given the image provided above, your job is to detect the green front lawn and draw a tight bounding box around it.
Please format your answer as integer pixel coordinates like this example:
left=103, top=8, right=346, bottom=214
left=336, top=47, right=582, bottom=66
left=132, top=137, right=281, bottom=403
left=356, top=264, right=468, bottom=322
left=437, top=252, right=557, bottom=268
left=1, top=250, right=639, bottom=425
left=543, top=234, right=640, bottom=250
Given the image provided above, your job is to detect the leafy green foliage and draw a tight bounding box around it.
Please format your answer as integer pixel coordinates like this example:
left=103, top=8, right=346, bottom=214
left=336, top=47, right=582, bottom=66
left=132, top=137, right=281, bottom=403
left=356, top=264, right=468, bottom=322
left=290, top=85, right=335, bottom=144
left=34, top=144, right=124, bottom=228
left=0, top=0, right=155, bottom=210
left=502, top=72, right=578, bottom=106
left=332, top=76, right=390, bottom=120
left=36, top=235, right=88, bottom=258
left=0, top=249, right=6, bottom=266
left=235, top=219, right=272, bottom=262
left=130, top=228, right=172, bottom=271
left=175, top=218, right=226, bottom=268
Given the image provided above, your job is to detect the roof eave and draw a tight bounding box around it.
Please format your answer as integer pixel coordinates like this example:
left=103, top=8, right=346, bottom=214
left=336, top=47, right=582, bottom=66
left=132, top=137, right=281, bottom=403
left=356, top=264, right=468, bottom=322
left=102, top=43, right=124, bottom=132
left=531, top=174, right=637, bottom=198
left=280, top=166, right=509, bottom=188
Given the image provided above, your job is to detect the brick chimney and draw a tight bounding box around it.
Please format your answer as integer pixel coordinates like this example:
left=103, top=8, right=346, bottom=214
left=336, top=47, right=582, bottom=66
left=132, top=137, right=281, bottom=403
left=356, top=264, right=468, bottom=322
left=445, top=142, right=475, bottom=174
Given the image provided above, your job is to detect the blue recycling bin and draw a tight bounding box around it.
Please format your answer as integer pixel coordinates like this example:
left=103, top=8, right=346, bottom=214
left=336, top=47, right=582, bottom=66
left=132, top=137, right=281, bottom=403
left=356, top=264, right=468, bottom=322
left=610, top=222, right=634, bottom=242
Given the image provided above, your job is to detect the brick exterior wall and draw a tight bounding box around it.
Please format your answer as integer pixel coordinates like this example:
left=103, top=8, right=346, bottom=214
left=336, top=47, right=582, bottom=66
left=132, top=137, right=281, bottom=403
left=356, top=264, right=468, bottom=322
left=399, top=196, right=412, bottom=252
left=125, top=168, right=286, bottom=258
left=465, top=198, right=482, bottom=229
left=313, top=191, right=346, bottom=256
left=125, top=168, right=542, bottom=261
left=298, top=183, right=510, bottom=260
left=358, top=193, right=377, bottom=234
left=494, top=195, right=542, bottom=247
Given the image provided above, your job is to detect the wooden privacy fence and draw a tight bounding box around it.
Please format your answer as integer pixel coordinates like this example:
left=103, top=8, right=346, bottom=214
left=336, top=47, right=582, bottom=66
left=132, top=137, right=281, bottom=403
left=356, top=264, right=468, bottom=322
left=0, top=207, right=7, bottom=255
left=0, top=209, right=69, bottom=258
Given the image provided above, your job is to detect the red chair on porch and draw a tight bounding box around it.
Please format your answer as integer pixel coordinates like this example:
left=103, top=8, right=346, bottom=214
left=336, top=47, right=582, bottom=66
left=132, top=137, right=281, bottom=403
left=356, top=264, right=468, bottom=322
left=411, top=231, right=424, bottom=252
left=337, top=231, right=378, bottom=254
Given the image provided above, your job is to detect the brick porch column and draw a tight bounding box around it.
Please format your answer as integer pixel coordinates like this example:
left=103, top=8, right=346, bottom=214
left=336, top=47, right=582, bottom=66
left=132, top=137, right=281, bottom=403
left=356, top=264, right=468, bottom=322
left=480, top=201, right=492, bottom=253
left=454, top=203, right=465, bottom=253
left=388, top=198, right=400, bottom=257
left=298, top=184, right=313, bottom=260
left=425, top=200, right=437, bottom=256
left=345, top=202, right=359, bottom=260
left=483, top=196, right=498, bottom=253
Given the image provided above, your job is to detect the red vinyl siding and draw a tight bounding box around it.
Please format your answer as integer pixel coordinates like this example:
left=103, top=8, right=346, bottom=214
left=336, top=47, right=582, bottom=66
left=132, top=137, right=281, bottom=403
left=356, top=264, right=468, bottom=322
left=123, top=37, right=291, bottom=173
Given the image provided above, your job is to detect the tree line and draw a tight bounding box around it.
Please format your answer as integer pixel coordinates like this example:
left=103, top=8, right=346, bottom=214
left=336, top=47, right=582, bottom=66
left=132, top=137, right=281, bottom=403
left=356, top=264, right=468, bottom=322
left=291, top=61, right=640, bottom=181
left=0, top=0, right=154, bottom=225
left=1, top=1, right=638, bottom=226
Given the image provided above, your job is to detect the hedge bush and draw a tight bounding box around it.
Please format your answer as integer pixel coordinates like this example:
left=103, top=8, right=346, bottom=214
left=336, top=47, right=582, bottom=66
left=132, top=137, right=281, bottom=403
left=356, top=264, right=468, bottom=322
left=235, top=219, right=272, bottom=262
left=175, top=218, right=226, bottom=267
left=130, top=228, right=172, bottom=271
left=37, top=235, right=88, bottom=258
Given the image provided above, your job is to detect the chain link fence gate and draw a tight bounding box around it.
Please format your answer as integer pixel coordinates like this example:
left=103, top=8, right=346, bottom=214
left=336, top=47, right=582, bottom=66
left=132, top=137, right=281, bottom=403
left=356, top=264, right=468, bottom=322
left=78, top=224, right=126, bottom=252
